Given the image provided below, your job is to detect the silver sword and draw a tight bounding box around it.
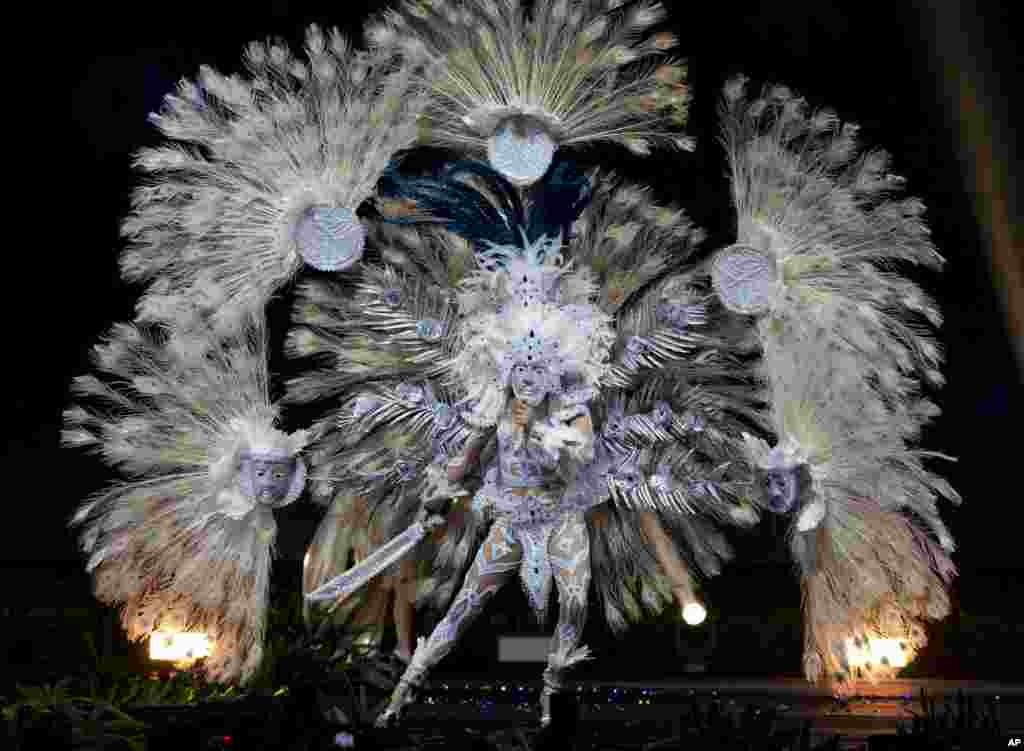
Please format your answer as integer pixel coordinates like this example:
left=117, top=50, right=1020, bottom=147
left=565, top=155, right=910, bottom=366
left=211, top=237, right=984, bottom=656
left=305, top=490, right=467, bottom=604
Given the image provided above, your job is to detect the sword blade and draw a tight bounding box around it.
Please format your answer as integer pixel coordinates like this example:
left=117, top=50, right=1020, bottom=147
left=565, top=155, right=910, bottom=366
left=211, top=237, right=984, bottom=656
left=305, top=521, right=428, bottom=603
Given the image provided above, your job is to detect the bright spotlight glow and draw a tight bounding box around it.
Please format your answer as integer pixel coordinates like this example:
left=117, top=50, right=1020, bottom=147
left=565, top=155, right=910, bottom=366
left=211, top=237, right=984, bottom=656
left=843, top=637, right=910, bottom=670
left=682, top=601, right=707, bottom=626
left=149, top=630, right=212, bottom=663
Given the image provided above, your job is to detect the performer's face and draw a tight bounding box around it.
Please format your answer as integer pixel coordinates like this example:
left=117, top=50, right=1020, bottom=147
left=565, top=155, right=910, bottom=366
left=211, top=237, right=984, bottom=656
left=238, top=451, right=298, bottom=505
left=509, top=362, right=550, bottom=406
left=765, top=468, right=799, bottom=513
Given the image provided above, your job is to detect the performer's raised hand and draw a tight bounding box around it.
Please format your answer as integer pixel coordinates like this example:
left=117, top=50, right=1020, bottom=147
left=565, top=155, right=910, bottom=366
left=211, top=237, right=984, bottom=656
left=510, top=398, right=532, bottom=430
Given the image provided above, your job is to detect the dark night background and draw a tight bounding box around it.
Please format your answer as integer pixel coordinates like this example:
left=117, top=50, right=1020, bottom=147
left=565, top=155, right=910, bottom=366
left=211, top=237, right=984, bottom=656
left=5, top=1, right=1021, bottom=683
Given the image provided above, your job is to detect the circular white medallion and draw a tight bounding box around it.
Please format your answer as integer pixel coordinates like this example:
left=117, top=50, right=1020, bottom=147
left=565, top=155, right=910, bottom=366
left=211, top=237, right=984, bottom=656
left=710, top=245, right=778, bottom=315
left=294, top=206, right=366, bottom=271
left=486, top=117, right=556, bottom=187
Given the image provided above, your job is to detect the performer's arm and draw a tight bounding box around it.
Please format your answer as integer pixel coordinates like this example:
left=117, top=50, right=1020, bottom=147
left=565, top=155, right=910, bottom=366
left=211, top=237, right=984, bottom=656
left=638, top=511, right=696, bottom=607
left=568, top=412, right=595, bottom=462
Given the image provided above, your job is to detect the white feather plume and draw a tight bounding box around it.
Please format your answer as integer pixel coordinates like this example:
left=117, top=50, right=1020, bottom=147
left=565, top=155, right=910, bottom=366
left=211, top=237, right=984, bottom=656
left=120, top=25, right=432, bottom=333
left=721, top=77, right=959, bottom=684
left=721, top=76, right=947, bottom=394
left=64, top=315, right=308, bottom=685
left=745, top=326, right=958, bottom=684
left=366, top=0, right=692, bottom=167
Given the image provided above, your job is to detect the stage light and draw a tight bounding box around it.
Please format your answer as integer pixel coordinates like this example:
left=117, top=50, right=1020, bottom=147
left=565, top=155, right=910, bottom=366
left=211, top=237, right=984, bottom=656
left=149, top=630, right=212, bottom=666
left=682, top=601, right=707, bottom=626
left=843, top=637, right=911, bottom=672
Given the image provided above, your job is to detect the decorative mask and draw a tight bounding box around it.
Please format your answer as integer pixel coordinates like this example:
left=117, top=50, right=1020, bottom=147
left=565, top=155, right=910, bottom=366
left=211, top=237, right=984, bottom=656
left=763, top=466, right=802, bottom=514
left=237, top=448, right=307, bottom=508
left=509, top=361, right=552, bottom=407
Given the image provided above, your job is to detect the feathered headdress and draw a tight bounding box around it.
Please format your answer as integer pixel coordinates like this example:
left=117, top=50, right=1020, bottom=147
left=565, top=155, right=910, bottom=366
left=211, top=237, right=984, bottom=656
left=121, top=25, right=432, bottom=334
left=451, top=233, right=615, bottom=426
left=64, top=316, right=309, bottom=684
left=366, top=0, right=692, bottom=186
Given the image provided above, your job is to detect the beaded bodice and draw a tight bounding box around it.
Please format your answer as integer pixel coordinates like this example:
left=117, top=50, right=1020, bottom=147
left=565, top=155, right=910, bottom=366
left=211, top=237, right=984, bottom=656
left=496, top=407, right=560, bottom=489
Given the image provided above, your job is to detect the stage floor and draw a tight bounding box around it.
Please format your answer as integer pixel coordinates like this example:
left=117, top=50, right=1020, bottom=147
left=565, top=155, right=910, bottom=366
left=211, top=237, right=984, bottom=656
left=393, top=677, right=1024, bottom=741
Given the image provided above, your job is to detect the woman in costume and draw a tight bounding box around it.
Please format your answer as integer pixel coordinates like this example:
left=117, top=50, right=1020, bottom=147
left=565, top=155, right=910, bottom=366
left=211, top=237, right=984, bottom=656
left=64, top=1, right=960, bottom=727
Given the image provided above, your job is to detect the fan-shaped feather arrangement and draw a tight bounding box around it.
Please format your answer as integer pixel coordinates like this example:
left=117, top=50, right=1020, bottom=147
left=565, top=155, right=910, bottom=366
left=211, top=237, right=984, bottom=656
left=64, top=316, right=308, bottom=684
left=718, top=76, right=946, bottom=393
left=742, top=332, right=957, bottom=682
left=366, top=0, right=692, bottom=185
left=121, top=25, right=433, bottom=334
left=720, top=77, right=958, bottom=683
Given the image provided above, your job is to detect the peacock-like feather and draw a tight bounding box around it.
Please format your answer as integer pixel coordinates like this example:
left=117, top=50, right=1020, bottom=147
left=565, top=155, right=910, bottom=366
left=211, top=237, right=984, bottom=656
left=721, top=77, right=958, bottom=683
left=64, top=315, right=309, bottom=685
left=366, top=0, right=692, bottom=185
left=121, top=24, right=433, bottom=334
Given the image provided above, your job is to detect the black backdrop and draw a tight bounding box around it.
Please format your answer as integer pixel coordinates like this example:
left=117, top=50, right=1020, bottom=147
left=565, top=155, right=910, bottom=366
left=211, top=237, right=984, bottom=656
left=9, top=1, right=1020, bottom=630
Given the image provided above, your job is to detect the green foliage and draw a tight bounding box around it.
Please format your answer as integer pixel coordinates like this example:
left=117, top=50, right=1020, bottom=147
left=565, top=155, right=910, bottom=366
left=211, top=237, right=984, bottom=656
left=2, top=677, right=148, bottom=751
left=1, top=629, right=252, bottom=749
left=676, top=693, right=842, bottom=751
left=900, top=688, right=1003, bottom=740
left=250, top=589, right=402, bottom=729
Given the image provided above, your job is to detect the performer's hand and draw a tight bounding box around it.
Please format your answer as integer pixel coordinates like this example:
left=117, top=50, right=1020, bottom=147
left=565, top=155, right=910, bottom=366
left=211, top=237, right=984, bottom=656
left=415, top=504, right=449, bottom=531
left=510, top=399, right=531, bottom=429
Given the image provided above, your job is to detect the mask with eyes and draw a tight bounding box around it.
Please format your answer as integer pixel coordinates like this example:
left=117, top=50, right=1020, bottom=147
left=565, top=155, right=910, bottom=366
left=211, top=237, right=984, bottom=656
left=764, top=467, right=801, bottom=514
left=237, top=448, right=307, bottom=508
left=509, top=361, right=553, bottom=407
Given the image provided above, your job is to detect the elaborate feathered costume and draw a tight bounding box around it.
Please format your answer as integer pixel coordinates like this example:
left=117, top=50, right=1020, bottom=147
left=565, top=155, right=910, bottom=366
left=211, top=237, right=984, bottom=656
left=64, top=317, right=308, bottom=684
left=65, top=0, right=959, bottom=723
left=719, top=79, right=959, bottom=682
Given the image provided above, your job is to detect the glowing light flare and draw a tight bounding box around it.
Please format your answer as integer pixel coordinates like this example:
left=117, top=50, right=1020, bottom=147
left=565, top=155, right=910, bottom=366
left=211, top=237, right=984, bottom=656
left=682, top=601, right=707, bottom=626
left=843, top=637, right=911, bottom=670
left=149, top=630, right=212, bottom=664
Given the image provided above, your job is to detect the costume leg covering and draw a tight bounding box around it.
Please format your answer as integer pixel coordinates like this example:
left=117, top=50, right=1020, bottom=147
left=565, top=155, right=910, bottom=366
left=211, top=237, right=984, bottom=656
left=541, top=512, right=592, bottom=725
left=377, top=521, right=522, bottom=725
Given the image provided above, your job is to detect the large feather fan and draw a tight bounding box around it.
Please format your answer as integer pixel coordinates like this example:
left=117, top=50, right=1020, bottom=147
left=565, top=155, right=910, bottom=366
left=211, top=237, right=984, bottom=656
left=718, top=76, right=946, bottom=393
left=64, top=316, right=309, bottom=684
left=719, top=77, right=959, bottom=683
left=742, top=332, right=957, bottom=683
left=366, top=0, right=692, bottom=186
left=121, top=24, right=433, bottom=335
left=566, top=174, right=768, bottom=631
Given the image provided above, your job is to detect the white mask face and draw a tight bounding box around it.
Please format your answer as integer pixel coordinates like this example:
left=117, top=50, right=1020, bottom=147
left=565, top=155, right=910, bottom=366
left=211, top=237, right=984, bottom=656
left=509, top=362, right=551, bottom=407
